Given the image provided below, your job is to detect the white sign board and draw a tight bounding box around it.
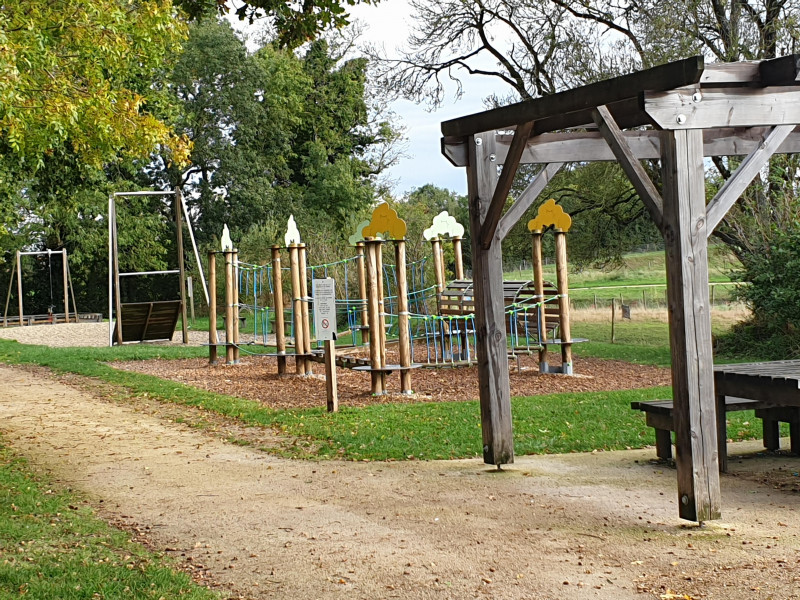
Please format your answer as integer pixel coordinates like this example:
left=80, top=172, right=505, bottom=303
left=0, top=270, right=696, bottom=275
left=313, top=278, right=337, bottom=341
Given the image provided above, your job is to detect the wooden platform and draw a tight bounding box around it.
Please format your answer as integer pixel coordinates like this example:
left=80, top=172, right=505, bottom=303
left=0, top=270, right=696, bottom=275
left=115, top=300, right=182, bottom=344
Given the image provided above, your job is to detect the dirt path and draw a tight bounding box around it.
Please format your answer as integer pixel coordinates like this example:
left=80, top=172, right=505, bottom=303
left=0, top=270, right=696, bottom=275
left=1, top=365, right=799, bottom=599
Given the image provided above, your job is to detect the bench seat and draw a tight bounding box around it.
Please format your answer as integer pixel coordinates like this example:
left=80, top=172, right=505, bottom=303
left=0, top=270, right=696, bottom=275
left=631, top=397, right=800, bottom=472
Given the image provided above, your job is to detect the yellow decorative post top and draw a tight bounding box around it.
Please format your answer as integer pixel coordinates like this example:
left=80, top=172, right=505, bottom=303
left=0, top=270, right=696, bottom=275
left=527, top=199, right=572, bottom=232
left=363, top=202, right=407, bottom=240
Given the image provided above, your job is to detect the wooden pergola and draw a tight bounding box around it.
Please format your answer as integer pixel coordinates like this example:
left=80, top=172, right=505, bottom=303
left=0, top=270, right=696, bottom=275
left=441, top=55, right=800, bottom=522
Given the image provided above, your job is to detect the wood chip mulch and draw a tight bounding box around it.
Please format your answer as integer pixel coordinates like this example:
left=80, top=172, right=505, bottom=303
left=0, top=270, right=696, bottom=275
left=113, top=348, right=671, bottom=410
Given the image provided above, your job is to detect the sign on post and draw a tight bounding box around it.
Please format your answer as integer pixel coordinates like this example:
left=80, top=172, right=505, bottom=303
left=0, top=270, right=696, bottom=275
left=313, top=278, right=338, bottom=412
left=313, top=278, right=337, bottom=341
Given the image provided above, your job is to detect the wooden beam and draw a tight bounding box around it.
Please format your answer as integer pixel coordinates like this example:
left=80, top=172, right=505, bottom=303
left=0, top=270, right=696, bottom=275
left=592, top=105, right=664, bottom=232
left=759, top=55, right=800, bottom=85
left=495, top=163, right=564, bottom=242
left=442, top=136, right=468, bottom=167
left=481, top=121, right=533, bottom=249
left=530, top=97, right=648, bottom=137
left=645, top=86, right=800, bottom=130
left=700, top=62, right=761, bottom=85
left=442, top=56, right=705, bottom=137
left=661, top=128, right=721, bottom=523
left=491, top=127, right=800, bottom=165
left=467, top=132, right=514, bottom=466
left=706, top=124, right=795, bottom=235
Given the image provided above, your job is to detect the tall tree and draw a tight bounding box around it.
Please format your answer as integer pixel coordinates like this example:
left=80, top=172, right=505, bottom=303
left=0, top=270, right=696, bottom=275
left=0, top=0, right=190, bottom=170
left=152, top=23, right=401, bottom=247
left=178, top=0, right=379, bottom=48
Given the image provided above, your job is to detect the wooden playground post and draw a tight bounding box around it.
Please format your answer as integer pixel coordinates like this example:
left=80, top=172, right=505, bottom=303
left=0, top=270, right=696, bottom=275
left=356, top=242, right=369, bottom=344
left=530, top=231, right=549, bottom=371
left=365, top=238, right=384, bottom=395
left=61, top=249, right=70, bottom=323
left=324, top=338, right=338, bottom=412
left=208, top=251, right=218, bottom=364
left=611, top=298, right=617, bottom=343
left=395, top=239, right=412, bottom=394
left=299, top=243, right=313, bottom=375
left=452, top=236, right=465, bottom=280
left=376, top=240, right=387, bottom=391
left=232, top=250, right=240, bottom=363
left=271, top=245, right=286, bottom=375
left=2, top=258, right=16, bottom=327
left=431, top=238, right=445, bottom=294
left=224, top=250, right=235, bottom=364
left=554, top=230, right=573, bottom=374
left=16, top=251, right=23, bottom=326
left=288, top=244, right=306, bottom=375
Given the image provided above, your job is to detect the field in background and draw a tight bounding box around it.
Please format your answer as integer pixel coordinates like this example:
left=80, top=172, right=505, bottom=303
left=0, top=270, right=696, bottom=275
left=504, top=246, right=742, bottom=309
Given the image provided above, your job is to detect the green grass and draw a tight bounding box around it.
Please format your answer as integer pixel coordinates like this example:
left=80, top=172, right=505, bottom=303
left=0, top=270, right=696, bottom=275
left=504, top=247, right=741, bottom=308
left=0, top=334, right=773, bottom=462
left=0, top=443, right=218, bottom=600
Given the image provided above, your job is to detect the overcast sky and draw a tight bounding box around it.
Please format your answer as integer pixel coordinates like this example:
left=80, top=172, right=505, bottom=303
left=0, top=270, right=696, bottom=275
left=346, top=1, right=498, bottom=197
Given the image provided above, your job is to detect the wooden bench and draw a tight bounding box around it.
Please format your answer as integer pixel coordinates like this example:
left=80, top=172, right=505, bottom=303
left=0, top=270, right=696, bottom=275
left=631, top=397, right=800, bottom=472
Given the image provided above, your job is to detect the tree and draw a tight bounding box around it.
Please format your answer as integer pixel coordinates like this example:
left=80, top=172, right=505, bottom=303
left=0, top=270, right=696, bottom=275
left=0, top=0, right=190, bottom=170
left=150, top=20, right=308, bottom=242
left=150, top=23, right=401, bottom=249
left=178, top=0, right=380, bottom=48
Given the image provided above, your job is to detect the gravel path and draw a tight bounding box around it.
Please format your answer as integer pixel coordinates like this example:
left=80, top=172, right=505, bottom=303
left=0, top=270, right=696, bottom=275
left=2, top=365, right=800, bottom=599
left=0, top=322, right=210, bottom=347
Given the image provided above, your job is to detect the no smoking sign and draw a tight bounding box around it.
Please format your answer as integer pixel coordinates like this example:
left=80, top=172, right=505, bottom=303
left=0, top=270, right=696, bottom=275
left=312, top=278, right=337, bottom=341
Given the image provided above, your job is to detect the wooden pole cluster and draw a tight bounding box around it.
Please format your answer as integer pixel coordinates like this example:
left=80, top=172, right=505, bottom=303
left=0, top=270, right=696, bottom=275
left=364, top=238, right=386, bottom=394
left=430, top=235, right=466, bottom=290
left=299, top=243, right=313, bottom=375
left=554, top=230, right=573, bottom=374
left=529, top=229, right=573, bottom=374
left=223, top=249, right=240, bottom=364
left=530, top=232, right=548, bottom=369
left=271, top=245, right=287, bottom=375
left=287, top=243, right=313, bottom=375
left=430, top=238, right=445, bottom=295
left=452, top=236, right=465, bottom=279
left=395, top=239, right=412, bottom=394
left=356, top=242, right=369, bottom=345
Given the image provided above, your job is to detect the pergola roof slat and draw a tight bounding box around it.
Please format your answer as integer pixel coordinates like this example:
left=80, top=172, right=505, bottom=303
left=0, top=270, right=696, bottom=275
left=440, top=56, right=705, bottom=138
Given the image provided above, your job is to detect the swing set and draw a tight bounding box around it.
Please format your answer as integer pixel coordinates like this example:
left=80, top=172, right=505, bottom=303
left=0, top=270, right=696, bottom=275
left=3, top=249, right=83, bottom=326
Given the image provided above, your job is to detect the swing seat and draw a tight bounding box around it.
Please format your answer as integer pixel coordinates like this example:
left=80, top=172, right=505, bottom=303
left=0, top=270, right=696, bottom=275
left=116, top=300, right=182, bottom=343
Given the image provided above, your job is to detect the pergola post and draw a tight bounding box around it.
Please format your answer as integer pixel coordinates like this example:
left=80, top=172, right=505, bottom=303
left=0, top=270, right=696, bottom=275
left=661, top=129, right=721, bottom=522
left=467, top=132, right=514, bottom=466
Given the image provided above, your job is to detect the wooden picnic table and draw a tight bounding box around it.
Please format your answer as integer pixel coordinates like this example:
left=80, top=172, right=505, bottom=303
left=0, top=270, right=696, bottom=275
left=714, top=360, right=800, bottom=406
left=714, top=361, right=800, bottom=470
left=633, top=361, right=800, bottom=472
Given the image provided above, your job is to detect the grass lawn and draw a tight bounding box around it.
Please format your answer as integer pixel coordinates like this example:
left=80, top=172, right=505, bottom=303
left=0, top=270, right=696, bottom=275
left=0, top=306, right=772, bottom=462
left=0, top=443, right=218, bottom=600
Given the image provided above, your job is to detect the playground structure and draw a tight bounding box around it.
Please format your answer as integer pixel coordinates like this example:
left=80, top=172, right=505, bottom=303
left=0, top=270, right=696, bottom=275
left=108, top=190, right=207, bottom=346
left=2, top=249, right=85, bottom=326
left=209, top=201, right=576, bottom=394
